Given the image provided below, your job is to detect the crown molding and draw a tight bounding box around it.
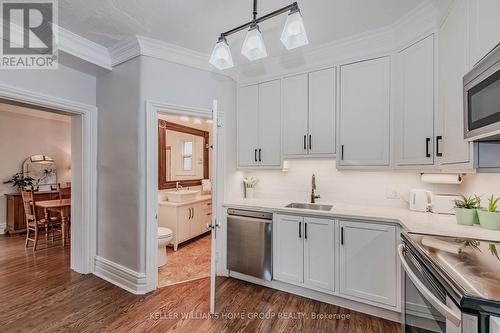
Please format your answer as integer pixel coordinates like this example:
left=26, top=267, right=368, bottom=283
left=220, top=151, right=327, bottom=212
left=57, top=26, right=112, bottom=70
left=108, top=35, right=238, bottom=81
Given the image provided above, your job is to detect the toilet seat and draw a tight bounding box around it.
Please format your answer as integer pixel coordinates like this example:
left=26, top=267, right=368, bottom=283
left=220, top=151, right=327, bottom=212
left=158, top=227, right=172, bottom=239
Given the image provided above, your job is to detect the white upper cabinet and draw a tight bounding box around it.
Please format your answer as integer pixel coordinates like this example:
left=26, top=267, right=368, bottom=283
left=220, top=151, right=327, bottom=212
left=237, top=84, right=259, bottom=167
left=237, top=80, right=282, bottom=168
left=438, top=0, right=471, bottom=166
left=309, top=68, right=336, bottom=155
left=338, top=220, right=398, bottom=308
left=283, top=68, right=336, bottom=157
left=395, top=35, right=435, bottom=166
left=470, top=0, right=500, bottom=66
left=259, top=80, right=282, bottom=167
left=283, top=73, right=309, bottom=156
left=339, top=57, right=391, bottom=167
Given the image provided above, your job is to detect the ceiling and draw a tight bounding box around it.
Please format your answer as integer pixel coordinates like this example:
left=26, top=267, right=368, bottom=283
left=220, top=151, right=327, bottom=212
left=59, top=0, right=425, bottom=62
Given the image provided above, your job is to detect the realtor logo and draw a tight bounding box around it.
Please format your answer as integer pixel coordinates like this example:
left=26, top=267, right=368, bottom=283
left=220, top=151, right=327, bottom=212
left=1, top=0, right=58, bottom=69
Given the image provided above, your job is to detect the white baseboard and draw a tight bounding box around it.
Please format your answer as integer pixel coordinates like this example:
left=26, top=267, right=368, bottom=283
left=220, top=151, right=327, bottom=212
left=0, top=222, right=6, bottom=235
left=94, top=256, right=147, bottom=295
left=228, top=271, right=401, bottom=323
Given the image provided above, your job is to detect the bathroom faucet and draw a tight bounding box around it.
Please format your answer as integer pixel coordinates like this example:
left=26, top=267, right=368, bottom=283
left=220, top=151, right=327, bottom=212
left=311, top=174, right=320, bottom=203
left=176, top=182, right=183, bottom=191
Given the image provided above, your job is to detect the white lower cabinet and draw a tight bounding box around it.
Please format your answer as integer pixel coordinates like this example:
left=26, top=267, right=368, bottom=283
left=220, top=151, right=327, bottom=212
left=338, top=220, right=398, bottom=307
left=273, top=214, right=335, bottom=293
left=303, top=217, right=335, bottom=292
left=158, top=199, right=211, bottom=251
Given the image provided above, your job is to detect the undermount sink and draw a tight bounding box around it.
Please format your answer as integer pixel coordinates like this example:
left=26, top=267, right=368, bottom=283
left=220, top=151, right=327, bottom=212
left=166, top=190, right=199, bottom=203
left=285, top=203, right=333, bottom=211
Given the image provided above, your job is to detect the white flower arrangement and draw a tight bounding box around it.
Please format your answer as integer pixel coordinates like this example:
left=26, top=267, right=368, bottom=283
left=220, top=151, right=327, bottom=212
left=243, top=177, right=258, bottom=189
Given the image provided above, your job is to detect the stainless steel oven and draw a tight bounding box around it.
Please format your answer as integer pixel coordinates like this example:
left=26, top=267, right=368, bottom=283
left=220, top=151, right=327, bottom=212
left=464, top=42, right=500, bottom=141
left=399, top=242, right=478, bottom=333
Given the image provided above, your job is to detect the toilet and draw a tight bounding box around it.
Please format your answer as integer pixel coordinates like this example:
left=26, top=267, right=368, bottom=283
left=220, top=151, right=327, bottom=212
left=157, top=227, right=173, bottom=267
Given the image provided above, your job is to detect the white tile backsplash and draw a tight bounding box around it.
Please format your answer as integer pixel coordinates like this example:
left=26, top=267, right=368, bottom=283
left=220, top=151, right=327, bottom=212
left=242, top=159, right=468, bottom=208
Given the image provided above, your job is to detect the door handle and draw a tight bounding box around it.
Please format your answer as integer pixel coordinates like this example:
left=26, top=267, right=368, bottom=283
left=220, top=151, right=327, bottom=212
left=398, top=245, right=461, bottom=326
left=191, top=208, right=194, bottom=219
left=304, top=135, right=307, bottom=150
left=425, top=138, right=431, bottom=158
left=258, top=149, right=262, bottom=162
left=309, top=135, right=312, bottom=150
left=341, top=227, right=344, bottom=245
left=341, top=145, right=344, bottom=161
left=304, top=222, right=307, bottom=239
left=436, top=136, right=442, bottom=157
left=298, top=221, right=302, bottom=238
left=254, top=149, right=257, bottom=162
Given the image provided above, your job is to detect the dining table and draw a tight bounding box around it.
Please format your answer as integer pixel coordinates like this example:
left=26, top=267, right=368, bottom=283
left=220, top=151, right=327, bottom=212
left=35, top=199, right=71, bottom=246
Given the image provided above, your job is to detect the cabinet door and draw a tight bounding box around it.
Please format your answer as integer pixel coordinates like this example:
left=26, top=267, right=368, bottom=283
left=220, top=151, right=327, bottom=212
left=339, top=57, right=391, bottom=166
left=438, top=0, right=471, bottom=165
left=309, top=68, right=336, bottom=155
left=395, top=35, right=435, bottom=166
left=237, top=84, right=260, bottom=167
left=303, top=217, right=335, bottom=292
left=258, top=80, right=282, bottom=166
left=178, top=205, right=192, bottom=242
left=283, top=73, right=309, bottom=156
left=273, top=214, right=304, bottom=284
left=339, top=220, right=397, bottom=307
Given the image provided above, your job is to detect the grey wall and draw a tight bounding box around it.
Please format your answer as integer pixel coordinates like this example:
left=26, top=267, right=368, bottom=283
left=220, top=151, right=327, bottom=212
left=96, top=55, right=236, bottom=273
left=96, top=57, right=142, bottom=271
left=0, top=64, right=96, bottom=105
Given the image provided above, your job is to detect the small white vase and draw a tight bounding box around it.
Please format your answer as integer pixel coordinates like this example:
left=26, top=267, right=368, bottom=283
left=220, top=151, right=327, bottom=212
left=245, top=187, right=255, bottom=199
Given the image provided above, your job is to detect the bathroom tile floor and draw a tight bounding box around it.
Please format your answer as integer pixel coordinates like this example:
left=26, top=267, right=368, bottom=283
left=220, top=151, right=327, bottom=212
left=158, top=232, right=211, bottom=288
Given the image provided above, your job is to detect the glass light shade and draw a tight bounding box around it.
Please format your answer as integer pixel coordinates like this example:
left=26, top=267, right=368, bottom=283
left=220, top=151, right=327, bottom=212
left=209, top=38, right=234, bottom=70
left=241, top=26, right=267, bottom=61
left=280, top=11, right=309, bottom=50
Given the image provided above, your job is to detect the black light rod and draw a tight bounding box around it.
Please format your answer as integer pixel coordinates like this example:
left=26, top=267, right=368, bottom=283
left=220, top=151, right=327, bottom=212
left=220, top=2, right=298, bottom=39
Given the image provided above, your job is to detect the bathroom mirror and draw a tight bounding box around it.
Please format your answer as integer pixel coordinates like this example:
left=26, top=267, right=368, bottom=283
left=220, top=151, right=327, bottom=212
left=23, top=155, right=58, bottom=192
left=158, top=119, right=209, bottom=190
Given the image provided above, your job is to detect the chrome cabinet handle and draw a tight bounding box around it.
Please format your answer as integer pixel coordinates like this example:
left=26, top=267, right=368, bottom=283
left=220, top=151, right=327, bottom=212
left=398, top=244, right=461, bottom=327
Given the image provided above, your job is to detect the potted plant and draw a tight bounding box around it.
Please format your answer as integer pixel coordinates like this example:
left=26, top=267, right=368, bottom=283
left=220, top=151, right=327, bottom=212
left=454, top=195, right=480, bottom=226
left=243, top=177, right=258, bottom=199
left=3, top=173, right=35, bottom=191
left=478, top=195, right=500, bottom=230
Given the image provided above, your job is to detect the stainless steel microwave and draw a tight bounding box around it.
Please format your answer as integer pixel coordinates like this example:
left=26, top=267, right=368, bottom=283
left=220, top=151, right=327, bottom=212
left=464, top=42, right=500, bottom=141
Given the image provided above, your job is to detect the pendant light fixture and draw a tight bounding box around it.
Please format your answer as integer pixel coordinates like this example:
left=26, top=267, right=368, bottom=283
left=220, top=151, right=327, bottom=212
left=209, top=1, right=308, bottom=70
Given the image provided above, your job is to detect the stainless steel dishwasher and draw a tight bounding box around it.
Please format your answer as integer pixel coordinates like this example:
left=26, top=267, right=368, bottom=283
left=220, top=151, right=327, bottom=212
left=227, top=209, right=273, bottom=281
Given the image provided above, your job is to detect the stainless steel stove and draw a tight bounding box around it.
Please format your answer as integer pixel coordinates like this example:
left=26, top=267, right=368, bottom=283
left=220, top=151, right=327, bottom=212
left=400, top=232, right=500, bottom=333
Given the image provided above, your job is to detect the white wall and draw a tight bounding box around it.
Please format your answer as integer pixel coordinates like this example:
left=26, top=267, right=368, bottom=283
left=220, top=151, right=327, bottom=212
left=0, top=110, right=71, bottom=233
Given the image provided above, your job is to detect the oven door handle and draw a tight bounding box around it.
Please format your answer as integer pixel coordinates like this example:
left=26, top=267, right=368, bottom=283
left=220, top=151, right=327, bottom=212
left=398, top=244, right=461, bottom=327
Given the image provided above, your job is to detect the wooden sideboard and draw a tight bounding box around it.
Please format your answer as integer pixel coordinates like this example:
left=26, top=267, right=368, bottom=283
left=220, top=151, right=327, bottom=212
left=5, top=191, right=60, bottom=234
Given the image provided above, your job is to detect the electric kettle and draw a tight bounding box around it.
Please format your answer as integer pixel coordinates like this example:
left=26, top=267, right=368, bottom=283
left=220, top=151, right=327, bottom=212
left=409, top=189, right=433, bottom=212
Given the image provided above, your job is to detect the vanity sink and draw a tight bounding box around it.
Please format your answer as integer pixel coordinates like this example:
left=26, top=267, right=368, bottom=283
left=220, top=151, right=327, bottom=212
left=166, top=190, right=199, bottom=203
left=285, top=203, right=333, bottom=211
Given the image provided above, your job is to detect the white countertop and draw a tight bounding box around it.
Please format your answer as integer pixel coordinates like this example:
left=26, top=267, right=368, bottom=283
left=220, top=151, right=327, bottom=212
left=159, top=194, right=212, bottom=207
left=223, top=198, right=500, bottom=242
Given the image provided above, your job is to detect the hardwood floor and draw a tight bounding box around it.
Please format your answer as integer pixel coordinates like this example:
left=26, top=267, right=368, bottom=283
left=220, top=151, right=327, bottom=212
left=158, top=233, right=211, bottom=288
left=0, top=234, right=400, bottom=333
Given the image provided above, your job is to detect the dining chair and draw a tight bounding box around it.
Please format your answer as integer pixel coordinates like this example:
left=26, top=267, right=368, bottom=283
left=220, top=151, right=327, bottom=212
left=57, top=184, right=71, bottom=237
left=21, top=189, right=49, bottom=251
left=58, top=184, right=71, bottom=199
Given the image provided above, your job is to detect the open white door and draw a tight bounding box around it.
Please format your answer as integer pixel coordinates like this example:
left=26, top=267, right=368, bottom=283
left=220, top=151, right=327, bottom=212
left=209, top=100, right=219, bottom=314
